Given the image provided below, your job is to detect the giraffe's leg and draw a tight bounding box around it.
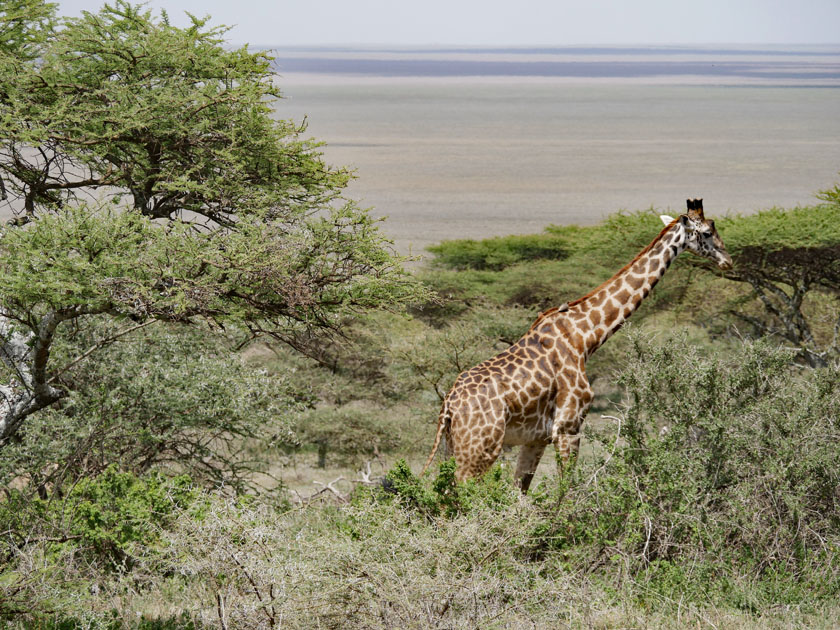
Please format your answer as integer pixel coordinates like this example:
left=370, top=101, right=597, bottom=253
left=552, top=431, right=582, bottom=472
left=551, top=385, right=592, bottom=474
left=515, top=443, right=547, bottom=494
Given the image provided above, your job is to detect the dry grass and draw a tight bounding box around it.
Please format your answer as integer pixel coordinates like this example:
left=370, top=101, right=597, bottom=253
left=54, top=494, right=836, bottom=630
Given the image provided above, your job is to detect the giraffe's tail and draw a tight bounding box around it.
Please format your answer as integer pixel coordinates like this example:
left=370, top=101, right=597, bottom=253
left=420, top=402, right=450, bottom=476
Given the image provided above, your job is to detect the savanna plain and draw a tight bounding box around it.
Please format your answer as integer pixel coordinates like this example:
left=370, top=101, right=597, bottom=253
left=3, top=10, right=840, bottom=629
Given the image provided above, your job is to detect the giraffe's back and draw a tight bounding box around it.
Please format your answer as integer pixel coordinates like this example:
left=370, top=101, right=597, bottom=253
left=444, top=315, right=582, bottom=447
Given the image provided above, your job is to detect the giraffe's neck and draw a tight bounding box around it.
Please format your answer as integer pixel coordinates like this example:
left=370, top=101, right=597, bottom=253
left=569, top=220, right=687, bottom=357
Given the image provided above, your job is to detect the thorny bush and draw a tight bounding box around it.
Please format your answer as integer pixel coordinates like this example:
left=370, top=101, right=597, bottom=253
left=530, top=333, right=840, bottom=607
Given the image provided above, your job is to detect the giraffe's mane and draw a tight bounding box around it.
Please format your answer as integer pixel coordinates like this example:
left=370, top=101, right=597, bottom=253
left=567, top=217, right=679, bottom=308
left=527, top=303, right=569, bottom=332
left=528, top=216, right=681, bottom=332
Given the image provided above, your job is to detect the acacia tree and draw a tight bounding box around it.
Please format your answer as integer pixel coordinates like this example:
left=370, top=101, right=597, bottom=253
left=688, top=202, right=840, bottom=367
left=0, top=1, right=426, bottom=444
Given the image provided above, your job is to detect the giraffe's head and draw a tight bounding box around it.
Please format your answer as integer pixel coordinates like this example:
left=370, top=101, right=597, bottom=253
left=660, top=198, right=733, bottom=270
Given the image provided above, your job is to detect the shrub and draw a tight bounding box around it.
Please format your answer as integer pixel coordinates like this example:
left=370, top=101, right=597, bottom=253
left=421, top=210, right=697, bottom=316
left=149, top=479, right=542, bottom=630
left=546, top=210, right=665, bottom=265
left=0, top=467, right=198, bottom=569
left=426, top=211, right=668, bottom=274
left=295, top=406, right=401, bottom=467
left=0, top=320, right=303, bottom=494
left=426, top=232, right=570, bottom=270
left=531, top=333, right=840, bottom=606
left=382, top=459, right=517, bottom=518
left=0, top=467, right=200, bottom=622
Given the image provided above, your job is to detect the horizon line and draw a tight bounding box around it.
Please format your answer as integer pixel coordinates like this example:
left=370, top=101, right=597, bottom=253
left=248, top=43, right=840, bottom=51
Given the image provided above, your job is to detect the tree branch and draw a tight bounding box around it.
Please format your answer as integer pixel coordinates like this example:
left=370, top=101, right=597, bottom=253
left=47, top=318, right=158, bottom=385
left=0, top=304, right=112, bottom=444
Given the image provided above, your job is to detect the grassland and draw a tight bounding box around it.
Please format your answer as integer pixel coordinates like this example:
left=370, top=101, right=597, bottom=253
left=2, top=205, right=840, bottom=629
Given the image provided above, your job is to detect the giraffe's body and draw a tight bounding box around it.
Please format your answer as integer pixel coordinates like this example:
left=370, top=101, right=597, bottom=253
left=422, top=199, right=733, bottom=492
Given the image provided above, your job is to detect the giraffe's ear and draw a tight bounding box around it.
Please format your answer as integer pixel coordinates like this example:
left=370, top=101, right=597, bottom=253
left=659, top=214, right=676, bottom=226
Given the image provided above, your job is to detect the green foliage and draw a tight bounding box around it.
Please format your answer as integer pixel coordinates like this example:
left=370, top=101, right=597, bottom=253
left=0, top=320, right=303, bottom=491
left=62, top=468, right=197, bottom=567
left=426, top=231, right=570, bottom=270
left=547, top=209, right=666, bottom=266
left=719, top=203, right=840, bottom=253
left=1, top=466, right=198, bottom=570
left=3, top=30, right=840, bottom=623
left=389, top=308, right=514, bottom=399
left=427, top=210, right=664, bottom=272
left=383, top=459, right=517, bottom=518
left=1, top=0, right=344, bottom=222
left=0, top=469, right=204, bottom=624
left=698, top=204, right=840, bottom=365
left=0, top=0, right=427, bottom=449
left=0, top=0, right=55, bottom=60
left=425, top=210, right=670, bottom=273
left=817, top=176, right=840, bottom=207
left=531, top=334, right=840, bottom=606
left=711, top=205, right=840, bottom=299
left=424, top=203, right=840, bottom=367
left=0, top=205, right=163, bottom=315
left=0, top=204, right=423, bottom=329
left=382, top=458, right=440, bottom=514
left=5, top=334, right=840, bottom=626
left=421, top=210, right=690, bottom=313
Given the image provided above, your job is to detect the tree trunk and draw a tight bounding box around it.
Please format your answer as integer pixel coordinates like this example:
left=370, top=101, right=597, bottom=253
left=0, top=305, right=109, bottom=445
left=317, top=440, right=328, bottom=469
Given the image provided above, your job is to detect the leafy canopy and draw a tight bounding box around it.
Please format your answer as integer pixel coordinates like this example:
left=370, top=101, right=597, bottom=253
left=0, top=204, right=423, bottom=331
left=0, top=1, right=427, bottom=447
left=0, top=0, right=426, bottom=337
left=1, top=0, right=346, bottom=224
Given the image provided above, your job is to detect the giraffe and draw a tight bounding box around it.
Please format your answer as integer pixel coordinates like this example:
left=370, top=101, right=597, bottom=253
left=421, top=198, right=733, bottom=493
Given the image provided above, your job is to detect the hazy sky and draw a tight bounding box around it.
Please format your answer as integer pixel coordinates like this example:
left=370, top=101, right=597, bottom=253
left=56, top=0, right=840, bottom=46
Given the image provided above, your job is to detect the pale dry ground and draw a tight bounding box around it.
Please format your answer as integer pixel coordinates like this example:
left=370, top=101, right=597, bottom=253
left=274, top=76, right=840, bottom=258
left=273, top=418, right=610, bottom=501
left=5, top=71, right=839, bottom=261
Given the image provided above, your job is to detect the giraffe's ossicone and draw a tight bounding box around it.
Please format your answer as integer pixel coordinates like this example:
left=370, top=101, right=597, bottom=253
left=422, top=198, right=733, bottom=493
